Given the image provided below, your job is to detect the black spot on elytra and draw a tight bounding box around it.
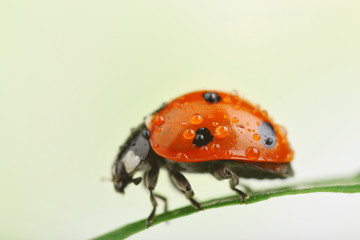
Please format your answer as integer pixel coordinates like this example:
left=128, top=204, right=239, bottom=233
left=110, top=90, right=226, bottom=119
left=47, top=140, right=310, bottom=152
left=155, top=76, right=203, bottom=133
left=259, top=121, right=277, bottom=148
left=203, top=92, right=221, bottom=103
left=193, top=127, right=214, bottom=147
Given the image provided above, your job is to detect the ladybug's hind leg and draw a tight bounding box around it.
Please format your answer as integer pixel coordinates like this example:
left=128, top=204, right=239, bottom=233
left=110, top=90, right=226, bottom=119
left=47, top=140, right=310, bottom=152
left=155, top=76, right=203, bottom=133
left=211, top=165, right=248, bottom=203
left=169, top=171, right=202, bottom=210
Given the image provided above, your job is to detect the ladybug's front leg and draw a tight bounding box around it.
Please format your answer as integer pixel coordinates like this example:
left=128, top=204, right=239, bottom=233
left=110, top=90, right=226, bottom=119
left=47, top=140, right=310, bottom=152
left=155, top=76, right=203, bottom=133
left=211, top=165, right=248, bottom=203
left=169, top=171, right=202, bottom=210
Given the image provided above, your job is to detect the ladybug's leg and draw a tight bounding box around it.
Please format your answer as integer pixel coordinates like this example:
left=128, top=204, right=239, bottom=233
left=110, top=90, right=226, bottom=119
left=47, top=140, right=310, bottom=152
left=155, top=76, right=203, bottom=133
left=211, top=165, right=248, bottom=203
left=169, top=171, right=201, bottom=210
left=153, top=193, right=168, bottom=212
left=144, top=165, right=160, bottom=227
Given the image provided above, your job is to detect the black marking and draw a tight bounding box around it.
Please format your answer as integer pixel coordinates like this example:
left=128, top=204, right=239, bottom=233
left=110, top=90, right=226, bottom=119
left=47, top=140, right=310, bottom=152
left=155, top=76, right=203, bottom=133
left=203, top=92, right=221, bottom=103
left=265, top=137, right=274, bottom=146
left=193, top=127, right=214, bottom=147
left=117, top=124, right=151, bottom=164
left=259, top=121, right=277, bottom=148
left=142, top=128, right=150, bottom=139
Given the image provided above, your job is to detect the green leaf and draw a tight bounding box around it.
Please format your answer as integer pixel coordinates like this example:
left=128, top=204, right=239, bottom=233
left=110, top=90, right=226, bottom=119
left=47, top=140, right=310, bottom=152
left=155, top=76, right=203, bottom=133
left=92, top=172, right=360, bottom=240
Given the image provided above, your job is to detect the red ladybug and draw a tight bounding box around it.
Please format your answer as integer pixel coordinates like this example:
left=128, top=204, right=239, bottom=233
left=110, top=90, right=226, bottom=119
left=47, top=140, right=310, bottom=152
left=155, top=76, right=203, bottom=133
left=112, top=90, right=294, bottom=227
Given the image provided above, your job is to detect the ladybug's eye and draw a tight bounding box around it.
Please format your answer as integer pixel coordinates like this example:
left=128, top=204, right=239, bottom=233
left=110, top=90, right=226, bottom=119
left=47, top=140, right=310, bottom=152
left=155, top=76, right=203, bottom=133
left=203, top=92, right=221, bottom=103
left=259, top=121, right=277, bottom=148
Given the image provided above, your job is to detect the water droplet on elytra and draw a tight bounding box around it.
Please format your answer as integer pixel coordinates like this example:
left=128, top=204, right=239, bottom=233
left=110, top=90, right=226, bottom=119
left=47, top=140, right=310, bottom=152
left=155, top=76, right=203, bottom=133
left=224, top=97, right=231, bottom=103
left=210, top=143, right=220, bottom=149
left=183, top=129, right=196, bottom=139
left=212, top=121, right=219, bottom=127
left=253, top=133, right=261, bottom=141
left=245, top=147, right=260, bottom=160
left=153, top=115, right=165, bottom=126
left=190, top=114, right=203, bottom=125
left=232, top=117, right=239, bottom=123
left=215, top=125, right=229, bottom=139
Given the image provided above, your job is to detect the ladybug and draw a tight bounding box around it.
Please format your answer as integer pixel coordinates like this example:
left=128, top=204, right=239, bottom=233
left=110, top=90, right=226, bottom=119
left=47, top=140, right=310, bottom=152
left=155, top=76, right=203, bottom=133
left=112, top=90, right=294, bottom=227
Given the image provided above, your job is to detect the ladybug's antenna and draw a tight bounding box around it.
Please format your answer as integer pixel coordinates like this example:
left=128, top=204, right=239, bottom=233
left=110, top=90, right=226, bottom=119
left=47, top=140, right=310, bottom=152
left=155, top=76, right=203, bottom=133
left=100, top=177, right=113, bottom=182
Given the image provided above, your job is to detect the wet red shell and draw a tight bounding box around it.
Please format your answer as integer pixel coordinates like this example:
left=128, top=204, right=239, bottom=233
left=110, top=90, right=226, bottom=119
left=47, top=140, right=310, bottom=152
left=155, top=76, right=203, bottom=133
left=146, top=90, right=294, bottom=163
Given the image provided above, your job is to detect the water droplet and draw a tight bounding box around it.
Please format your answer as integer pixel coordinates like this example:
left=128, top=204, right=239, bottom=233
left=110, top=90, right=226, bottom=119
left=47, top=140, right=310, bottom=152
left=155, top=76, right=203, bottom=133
left=253, top=133, right=260, bottom=141
left=224, top=96, right=231, bottom=103
left=190, top=114, right=203, bottom=125
left=200, top=146, right=209, bottom=151
left=153, top=143, right=159, bottom=148
left=256, top=121, right=260, bottom=126
left=232, top=117, right=239, bottom=123
left=153, top=115, right=165, bottom=126
left=156, top=127, right=163, bottom=133
left=234, top=105, right=241, bottom=110
left=237, top=124, right=245, bottom=128
left=207, top=114, right=214, bottom=119
left=245, top=147, right=260, bottom=160
left=261, top=110, right=268, bottom=117
left=212, top=121, right=219, bottom=127
left=210, top=143, right=220, bottom=149
left=183, top=129, right=196, bottom=139
left=215, top=125, right=230, bottom=139
left=181, top=121, right=187, bottom=127
left=224, top=113, right=230, bottom=119
left=247, top=128, right=251, bottom=132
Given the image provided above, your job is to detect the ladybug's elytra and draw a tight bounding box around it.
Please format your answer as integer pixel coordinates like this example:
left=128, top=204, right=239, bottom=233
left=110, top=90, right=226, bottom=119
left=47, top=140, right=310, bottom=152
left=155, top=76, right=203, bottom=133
left=112, top=90, right=294, bottom=227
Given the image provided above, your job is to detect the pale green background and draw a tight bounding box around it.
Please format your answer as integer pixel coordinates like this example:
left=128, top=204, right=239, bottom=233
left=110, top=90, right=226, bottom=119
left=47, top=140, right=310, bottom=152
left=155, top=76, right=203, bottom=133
left=1, top=0, right=360, bottom=239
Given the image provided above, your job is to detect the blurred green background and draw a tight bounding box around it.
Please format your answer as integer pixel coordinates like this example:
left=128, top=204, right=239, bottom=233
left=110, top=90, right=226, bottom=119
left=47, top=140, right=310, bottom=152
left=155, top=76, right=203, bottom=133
left=1, top=0, right=360, bottom=239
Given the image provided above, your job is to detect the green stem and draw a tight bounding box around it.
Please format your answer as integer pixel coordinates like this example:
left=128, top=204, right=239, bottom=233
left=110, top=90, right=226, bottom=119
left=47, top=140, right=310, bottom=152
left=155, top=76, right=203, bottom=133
left=92, top=172, right=360, bottom=240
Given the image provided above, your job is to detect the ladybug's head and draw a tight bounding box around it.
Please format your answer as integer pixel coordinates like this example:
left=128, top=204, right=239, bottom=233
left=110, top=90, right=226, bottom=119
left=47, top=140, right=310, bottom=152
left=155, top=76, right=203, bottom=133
left=112, top=160, right=142, bottom=193
left=112, top=124, right=151, bottom=193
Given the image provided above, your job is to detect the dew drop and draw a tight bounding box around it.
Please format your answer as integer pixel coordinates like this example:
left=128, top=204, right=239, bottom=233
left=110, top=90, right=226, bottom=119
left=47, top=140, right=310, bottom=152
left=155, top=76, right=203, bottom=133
left=253, top=133, right=261, bottom=141
left=181, top=121, right=187, bottom=127
left=234, top=105, right=241, bottom=111
left=207, top=114, right=214, bottom=119
left=224, top=96, right=231, bottom=103
left=224, top=113, right=230, bottom=119
left=215, top=125, right=230, bottom=139
left=183, top=129, right=196, bottom=139
left=245, top=147, right=260, bottom=160
left=153, top=115, right=165, bottom=126
left=212, top=121, right=219, bottom=127
left=156, top=127, right=163, bottom=133
left=153, top=143, right=159, bottom=149
left=190, top=114, right=203, bottom=125
left=210, top=143, right=220, bottom=149
left=232, top=117, right=239, bottom=123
